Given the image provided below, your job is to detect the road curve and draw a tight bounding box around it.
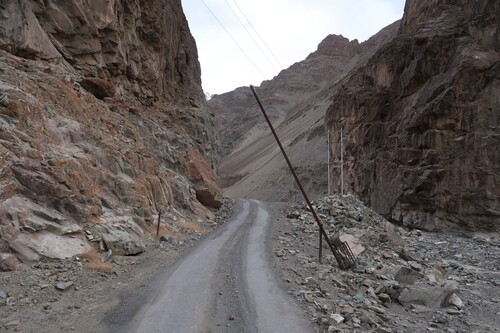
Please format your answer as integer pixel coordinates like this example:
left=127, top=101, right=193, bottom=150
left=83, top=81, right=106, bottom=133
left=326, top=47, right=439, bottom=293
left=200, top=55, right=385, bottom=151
left=107, top=200, right=312, bottom=333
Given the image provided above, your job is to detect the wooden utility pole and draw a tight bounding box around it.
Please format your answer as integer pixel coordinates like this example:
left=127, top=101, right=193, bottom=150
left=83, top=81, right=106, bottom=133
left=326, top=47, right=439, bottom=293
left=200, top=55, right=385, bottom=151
left=340, top=127, right=344, bottom=196
left=327, top=129, right=331, bottom=196
left=250, top=85, right=355, bottom=270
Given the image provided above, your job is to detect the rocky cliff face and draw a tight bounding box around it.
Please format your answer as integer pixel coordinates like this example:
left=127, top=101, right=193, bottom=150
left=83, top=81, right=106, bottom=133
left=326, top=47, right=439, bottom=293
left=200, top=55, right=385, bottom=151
left=326, top=0, right=499, bottom=231
left=0, top=0, right=221, bottom=270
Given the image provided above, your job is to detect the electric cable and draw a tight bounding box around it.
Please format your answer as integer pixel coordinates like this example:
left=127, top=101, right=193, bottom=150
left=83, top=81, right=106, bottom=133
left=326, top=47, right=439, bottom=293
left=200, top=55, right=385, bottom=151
left=223, top=0, right=279, bottom=72
left=199, top=0, right=267, bottom=78
left=232, top=0, right=284, bottom=69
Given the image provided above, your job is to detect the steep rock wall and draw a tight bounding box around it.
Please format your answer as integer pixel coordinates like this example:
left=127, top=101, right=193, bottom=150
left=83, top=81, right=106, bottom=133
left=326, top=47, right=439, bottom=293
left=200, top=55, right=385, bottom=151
left=326, top=0, right=499, bottom=231
left=0, top=0, right=203, bottom=106
left=0, top=0, right=221, bottom=270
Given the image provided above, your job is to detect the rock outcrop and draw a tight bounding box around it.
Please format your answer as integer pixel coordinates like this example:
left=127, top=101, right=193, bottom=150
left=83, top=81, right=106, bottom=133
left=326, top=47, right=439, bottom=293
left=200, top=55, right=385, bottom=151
left=326, top=0, right=499, bottom=230
left=0, top=0, right=203, bottom=106
left=0, top=0, right=221, bottom=270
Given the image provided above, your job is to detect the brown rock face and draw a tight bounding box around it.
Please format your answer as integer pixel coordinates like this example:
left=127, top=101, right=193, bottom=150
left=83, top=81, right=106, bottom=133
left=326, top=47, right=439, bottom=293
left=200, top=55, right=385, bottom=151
left=0, top=0, right=203, bottom=106
left=326, top=0, right=499, bottom=231
left=0, top=0, right=221, bottom=268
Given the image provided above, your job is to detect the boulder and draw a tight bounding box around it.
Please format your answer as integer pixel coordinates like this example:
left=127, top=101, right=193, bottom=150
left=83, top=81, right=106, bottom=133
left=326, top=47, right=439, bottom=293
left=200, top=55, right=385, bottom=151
left=182, top=149, right=222, bottom=208
left=0, top=253, right=28, bottom=271
left=55, top=281, right=74, bottom=291
left=14, top=231, right=91, bottom=260
left=398, top=281, right=459, bottom=308
left=338, top=233, right=365, bottom=256
left=101, top=226, right=145, bottom=256
left=394, top=267, right=424, bottom=285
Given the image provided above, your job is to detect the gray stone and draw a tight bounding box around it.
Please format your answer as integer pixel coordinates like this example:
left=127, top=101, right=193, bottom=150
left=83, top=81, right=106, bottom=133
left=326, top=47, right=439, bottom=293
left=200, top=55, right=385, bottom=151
left=398, top=281, right=459, bottom=308
left=160, top=235, right=172, bottom=243
left=410, top=262, right=422, bottom=272
left=0, top=290, right=7, bottom=299
left=370, top=305, right=386, bottom=314
left=330, top=313, right=344, bottom=324
left=394, top=267, right=424, bottom=285
left=378, top=293, right=391, bottom=303
left=4, top=320, right=20, bottom=328
left=445, top=293, right=463, bottom=309
left=427, top=267, right=447, bottom=284
left=102, top=226, right=145, bottom=256
left=101, top=249, right=113, bottom=262
left=286, top=211, right=301, bottom=219
left=446, top=308, right=462, bottom=315
left=377, top=328, right=393, bottom=333
left=55, top=281, right=74, bottom=291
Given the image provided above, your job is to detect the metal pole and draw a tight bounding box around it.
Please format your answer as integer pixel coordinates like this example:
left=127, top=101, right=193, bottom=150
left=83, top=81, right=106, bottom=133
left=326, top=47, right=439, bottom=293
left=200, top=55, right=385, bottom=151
left=340, top=127, right=344, bottom=196
left=327, top=129, right=330, bottom=196
left=250, top=85, right=354, bottom=270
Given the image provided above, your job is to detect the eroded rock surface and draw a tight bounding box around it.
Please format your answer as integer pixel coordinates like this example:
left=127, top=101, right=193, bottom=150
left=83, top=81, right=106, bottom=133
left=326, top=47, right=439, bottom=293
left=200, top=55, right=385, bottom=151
left=0, top=0, right=221, bottom=269
left=326, top=0, right=499, bottom=231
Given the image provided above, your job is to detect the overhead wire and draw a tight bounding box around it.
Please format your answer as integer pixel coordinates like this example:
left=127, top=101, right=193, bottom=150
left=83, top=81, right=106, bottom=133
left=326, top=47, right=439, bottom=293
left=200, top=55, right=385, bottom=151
left=223, top=0, right=279, bottom=72
left=198, top=0, right=267, bottom=78
left=232, top=0, right=284, bottom=69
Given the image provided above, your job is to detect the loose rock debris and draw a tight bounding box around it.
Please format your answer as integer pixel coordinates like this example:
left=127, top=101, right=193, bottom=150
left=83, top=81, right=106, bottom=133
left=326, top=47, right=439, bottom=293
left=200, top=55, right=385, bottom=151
left=272, top=194, right=500, bottom=333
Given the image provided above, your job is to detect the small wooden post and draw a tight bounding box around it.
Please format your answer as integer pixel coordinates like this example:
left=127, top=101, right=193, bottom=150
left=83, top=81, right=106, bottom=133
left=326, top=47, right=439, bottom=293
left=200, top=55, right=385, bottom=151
left=319, top=230, right=323, bottom=264
left=156, top=209, right=162, bottom=238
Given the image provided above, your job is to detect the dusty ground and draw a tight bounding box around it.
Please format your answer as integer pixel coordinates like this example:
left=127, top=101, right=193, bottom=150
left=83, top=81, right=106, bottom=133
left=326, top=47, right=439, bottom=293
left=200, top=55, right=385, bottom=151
left=0, top=199, right=235, bottom=332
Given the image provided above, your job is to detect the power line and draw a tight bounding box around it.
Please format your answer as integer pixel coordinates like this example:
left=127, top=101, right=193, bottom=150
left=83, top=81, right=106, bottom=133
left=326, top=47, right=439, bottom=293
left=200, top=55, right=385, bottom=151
left=232, top=0, right=284, bottom=69
left=223, top=0, right=278, bottom=72
left=198, top=0, right=267, bottom=78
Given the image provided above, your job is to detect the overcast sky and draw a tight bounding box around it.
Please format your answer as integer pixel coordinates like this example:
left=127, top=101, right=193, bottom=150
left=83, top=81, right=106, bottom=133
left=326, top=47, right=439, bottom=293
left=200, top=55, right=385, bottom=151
left=181, top=0, right=406, bottom=95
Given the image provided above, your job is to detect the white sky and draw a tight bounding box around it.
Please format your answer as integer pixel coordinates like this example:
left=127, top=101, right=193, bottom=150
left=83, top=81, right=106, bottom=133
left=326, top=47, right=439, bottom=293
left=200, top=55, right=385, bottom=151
left=181, top=0, right=406, bottom=95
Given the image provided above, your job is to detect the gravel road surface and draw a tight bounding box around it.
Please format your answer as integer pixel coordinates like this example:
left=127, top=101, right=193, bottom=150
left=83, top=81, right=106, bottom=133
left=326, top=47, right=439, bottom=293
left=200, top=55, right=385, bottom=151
left=107, top=199, right=312, bottom=332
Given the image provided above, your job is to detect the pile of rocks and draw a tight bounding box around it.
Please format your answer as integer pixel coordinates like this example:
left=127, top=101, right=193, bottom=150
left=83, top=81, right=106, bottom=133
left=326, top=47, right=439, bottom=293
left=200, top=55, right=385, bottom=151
left=272, top=194, right=500, bottom=332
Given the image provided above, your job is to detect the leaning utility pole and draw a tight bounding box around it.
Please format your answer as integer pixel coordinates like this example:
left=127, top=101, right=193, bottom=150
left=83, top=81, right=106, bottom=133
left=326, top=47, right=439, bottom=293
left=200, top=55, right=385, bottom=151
left=327, top=129, right=331, bottom=196
left=250, top=85, right=355, bottom=270
left=340, top=127, right=344, bottom=196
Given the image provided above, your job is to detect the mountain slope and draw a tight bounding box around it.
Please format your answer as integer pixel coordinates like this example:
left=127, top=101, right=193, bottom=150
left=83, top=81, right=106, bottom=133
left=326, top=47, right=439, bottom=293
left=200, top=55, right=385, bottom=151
left=211, top=22, right=399, bottom=199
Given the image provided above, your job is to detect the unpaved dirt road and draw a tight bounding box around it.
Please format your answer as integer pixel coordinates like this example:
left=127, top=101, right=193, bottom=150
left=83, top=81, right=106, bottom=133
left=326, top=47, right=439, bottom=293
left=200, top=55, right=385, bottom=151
left=107, top=200, right=312, bottom=333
